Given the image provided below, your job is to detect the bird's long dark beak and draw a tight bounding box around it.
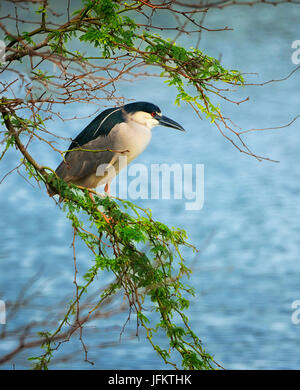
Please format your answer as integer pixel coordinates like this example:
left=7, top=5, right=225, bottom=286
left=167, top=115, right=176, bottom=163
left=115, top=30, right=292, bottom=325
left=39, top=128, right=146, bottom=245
left=158, top=115, right=185, bottom=131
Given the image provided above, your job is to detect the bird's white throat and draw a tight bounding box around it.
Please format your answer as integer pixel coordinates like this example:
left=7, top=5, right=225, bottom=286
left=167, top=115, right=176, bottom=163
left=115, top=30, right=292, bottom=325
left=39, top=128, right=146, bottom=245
left=128, top=110, right=159, bottom=129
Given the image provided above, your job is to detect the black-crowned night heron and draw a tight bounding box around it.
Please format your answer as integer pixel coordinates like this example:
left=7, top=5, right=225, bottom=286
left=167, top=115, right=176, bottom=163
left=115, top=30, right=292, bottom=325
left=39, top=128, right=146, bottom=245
left=49, top=101, right=185, bottom=197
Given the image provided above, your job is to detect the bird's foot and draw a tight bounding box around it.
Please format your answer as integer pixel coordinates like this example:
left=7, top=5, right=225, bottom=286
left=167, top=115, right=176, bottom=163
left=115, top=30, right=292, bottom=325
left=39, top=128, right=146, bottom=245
left=100, top=212, right=113, bottom=224
left=88, top=191, right=113, bottom=225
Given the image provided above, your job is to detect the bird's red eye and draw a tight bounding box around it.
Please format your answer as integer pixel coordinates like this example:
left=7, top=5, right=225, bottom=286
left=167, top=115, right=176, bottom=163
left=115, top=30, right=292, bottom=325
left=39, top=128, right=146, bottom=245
left=151, top=112, right=156, bottom=117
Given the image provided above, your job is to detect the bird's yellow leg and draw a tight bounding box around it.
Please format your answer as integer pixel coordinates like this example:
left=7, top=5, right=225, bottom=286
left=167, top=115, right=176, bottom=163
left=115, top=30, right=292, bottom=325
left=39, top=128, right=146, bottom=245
left=88, top=191, right=112, bottom=224
left=104, top=183, right=110, bottom=195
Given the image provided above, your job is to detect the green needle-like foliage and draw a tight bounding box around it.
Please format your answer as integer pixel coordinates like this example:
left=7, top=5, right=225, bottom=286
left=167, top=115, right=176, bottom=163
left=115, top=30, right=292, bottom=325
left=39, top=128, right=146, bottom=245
left=27, top=171, right=219, bottom=370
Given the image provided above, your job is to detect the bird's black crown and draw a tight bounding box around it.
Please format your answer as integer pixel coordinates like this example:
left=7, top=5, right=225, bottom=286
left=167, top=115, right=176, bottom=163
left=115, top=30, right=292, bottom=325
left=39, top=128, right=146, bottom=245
left=123, top=101, right=161, bottom=115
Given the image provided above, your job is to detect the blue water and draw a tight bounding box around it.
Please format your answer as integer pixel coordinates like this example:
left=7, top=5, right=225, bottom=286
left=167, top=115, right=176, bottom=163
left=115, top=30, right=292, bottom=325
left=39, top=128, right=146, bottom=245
left=1, top=4, right=300, bottom=369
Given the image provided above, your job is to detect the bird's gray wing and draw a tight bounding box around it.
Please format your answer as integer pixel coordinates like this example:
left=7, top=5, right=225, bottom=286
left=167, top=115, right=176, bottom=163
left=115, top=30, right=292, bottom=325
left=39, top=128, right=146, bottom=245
left=55, top=134, right=118, bottom=183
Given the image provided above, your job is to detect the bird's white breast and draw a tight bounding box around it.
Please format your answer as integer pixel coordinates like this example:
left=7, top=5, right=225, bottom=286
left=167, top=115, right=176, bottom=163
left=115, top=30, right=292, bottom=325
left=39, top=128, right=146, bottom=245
left=110, top=120, right=152, bottom=163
